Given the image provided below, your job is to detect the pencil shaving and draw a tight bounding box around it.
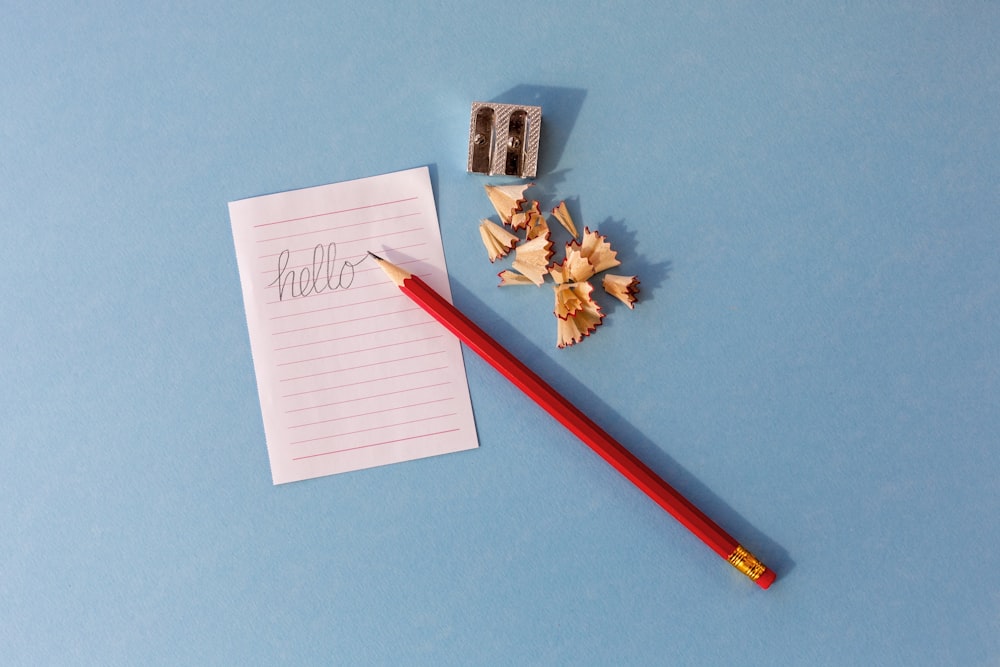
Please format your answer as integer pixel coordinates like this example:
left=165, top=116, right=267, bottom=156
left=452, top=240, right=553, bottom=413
left=479, top=219, right=519, bottom=262
left=549, top=247, right=596, bottom=284
left=477, top=185, right=640, bottom=347
left=510, top=235, right=553, bottom=286
left=498, top=269, right=537, bottom=286
left=551, top=201, right=579, bottom=239
left=524, top=210, right=550, bottom=241
left=569, top=227, right=620, bottom=273
left=552, top=282, right=585, bottom=318
left=485, top=183, right=533, bottom=225
left=554, top=282, right=604, bottom=348
left=510, top=200, right=541, bottom=231
left=603, top=274, right=640, bottom=308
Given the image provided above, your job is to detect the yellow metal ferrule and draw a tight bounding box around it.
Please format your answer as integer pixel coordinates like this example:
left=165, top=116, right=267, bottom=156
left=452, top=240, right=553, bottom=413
left=727, top=545, right=767, bottom=582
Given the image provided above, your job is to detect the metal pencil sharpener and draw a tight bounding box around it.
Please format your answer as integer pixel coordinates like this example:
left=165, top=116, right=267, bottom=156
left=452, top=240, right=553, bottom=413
left=467, top=102, right=542, bottom=179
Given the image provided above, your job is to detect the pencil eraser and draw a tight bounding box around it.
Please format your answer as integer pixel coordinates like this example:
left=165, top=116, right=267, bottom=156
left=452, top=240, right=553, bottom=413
left=755, top=568, right=776, bottom=589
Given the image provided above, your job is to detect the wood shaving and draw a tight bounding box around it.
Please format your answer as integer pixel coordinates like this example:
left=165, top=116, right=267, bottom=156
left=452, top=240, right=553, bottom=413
left=551, top=201, right=579, bottom=239
left=602, top=274, right=640, bottom=308
left=568, top=227, right=620, bottom=273
left=554, top=282, right=604, bottom=348
left=510, top=235, right=553, bottom=286
left=498, top=269, right=537, bottom=286
left=524, top=210, right=550, bottom=241
left=509, top=200, right=541, bottom=231
left=552, top=282, right=585, bottom=318
left=485, top=183, right=533, bottom=225
left=478, top=219, right=518, bottom=262
left=549, top=247, right=596, bottom=284
left=477, top=184, right=641, bottom=347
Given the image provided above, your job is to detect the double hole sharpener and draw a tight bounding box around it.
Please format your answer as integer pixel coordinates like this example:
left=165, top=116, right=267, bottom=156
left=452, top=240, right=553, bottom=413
left=467, top=102, right=542, bottom=179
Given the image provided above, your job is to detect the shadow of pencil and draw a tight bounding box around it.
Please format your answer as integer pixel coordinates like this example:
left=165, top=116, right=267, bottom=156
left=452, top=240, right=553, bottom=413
left=447, top=277, right=795, bottom=582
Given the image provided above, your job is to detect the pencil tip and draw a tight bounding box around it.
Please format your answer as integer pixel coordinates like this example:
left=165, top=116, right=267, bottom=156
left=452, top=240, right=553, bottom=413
left=368, top=252, right=409, bottom=286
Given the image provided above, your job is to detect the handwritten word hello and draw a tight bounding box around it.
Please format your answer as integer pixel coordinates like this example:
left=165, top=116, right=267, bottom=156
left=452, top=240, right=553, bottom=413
left=270, top=242, right=367, bottom=300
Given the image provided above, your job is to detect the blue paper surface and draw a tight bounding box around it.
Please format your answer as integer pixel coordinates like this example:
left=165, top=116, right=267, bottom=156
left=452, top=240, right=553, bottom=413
left=2, top=2, right=998, bottom=664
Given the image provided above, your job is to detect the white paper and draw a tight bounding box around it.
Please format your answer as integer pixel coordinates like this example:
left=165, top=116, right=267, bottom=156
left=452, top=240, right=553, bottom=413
left=229, top=167, right=479, bottom=484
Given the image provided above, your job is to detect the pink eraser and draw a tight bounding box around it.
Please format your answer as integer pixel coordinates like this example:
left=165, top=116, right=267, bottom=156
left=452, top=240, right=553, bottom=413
left=755, top=568, right=776, bottom=589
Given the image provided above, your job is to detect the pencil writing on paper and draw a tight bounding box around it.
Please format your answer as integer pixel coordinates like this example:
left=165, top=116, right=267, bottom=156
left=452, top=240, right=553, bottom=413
left=269, top=242, right=369, bottom=301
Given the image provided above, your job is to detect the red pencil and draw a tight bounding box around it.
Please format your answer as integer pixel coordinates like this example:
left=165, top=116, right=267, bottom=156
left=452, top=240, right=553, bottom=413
left=369, top=252, right=775, bottom=589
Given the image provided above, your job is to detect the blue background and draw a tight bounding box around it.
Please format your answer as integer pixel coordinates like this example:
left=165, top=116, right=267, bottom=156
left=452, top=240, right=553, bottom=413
left=3, top=2, right=998, bottom=665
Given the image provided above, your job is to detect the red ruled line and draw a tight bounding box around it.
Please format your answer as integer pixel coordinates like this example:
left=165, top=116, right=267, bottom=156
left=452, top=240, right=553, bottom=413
left=290, top=413, right=457, bottom=445
left=289, top=397, right=455, bottom=429
left=252, top=197, right=418, bottom=228
left=285, top=381, right=451, bottom=413
left=280, top=350, right=446, bottom=382
left=277, top=335, right=443, bottom=366
left=270, top=306, right=425, bottom=336
left=264, top=280, right=393, bottom=308
left=257, top=211, right=422, bottom=244
left=274, top=320, right=438, bottom=352
left=282, top=366, right=449, bottom=399
left=269, top=292, right=404, bottom=319
left=291, top=428, right=461, bottom=461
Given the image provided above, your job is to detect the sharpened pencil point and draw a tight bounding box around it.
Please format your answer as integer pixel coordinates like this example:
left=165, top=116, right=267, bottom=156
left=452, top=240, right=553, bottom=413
left=368, top=251, right=410, bottom=287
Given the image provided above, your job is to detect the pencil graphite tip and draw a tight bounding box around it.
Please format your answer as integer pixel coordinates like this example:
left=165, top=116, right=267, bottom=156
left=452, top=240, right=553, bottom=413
left=368, top=251, right=410, bottom=287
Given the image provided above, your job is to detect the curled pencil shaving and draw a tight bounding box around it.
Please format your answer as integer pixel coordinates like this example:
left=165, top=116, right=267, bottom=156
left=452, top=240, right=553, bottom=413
left=510, top=235, right=553, bottom=286
left=477, top=185, right=640, bottom=348
left=551, top=201, right=579, bottom=239
left=552, top=281, right=586, bottom=318
left=554, top=282, right=604, bottom=348
left=510, top=200, right=541, bottom=231
left=498, top=269, right=537, bottom=286
left=485, top=183, right=533, bottom=225
left=603, top=274, right=640, bottom=308
left=568, top=227, right=620, bottom=274
left=478, top=219, right=519, bottom=262
left=524, top=210, right=551, bottom=241
left=549, top=247, right=596, bottom=284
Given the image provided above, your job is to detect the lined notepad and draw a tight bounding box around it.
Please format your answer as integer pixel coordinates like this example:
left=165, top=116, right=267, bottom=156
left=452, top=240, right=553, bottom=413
left=229, top=167, right=479, bottom=484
